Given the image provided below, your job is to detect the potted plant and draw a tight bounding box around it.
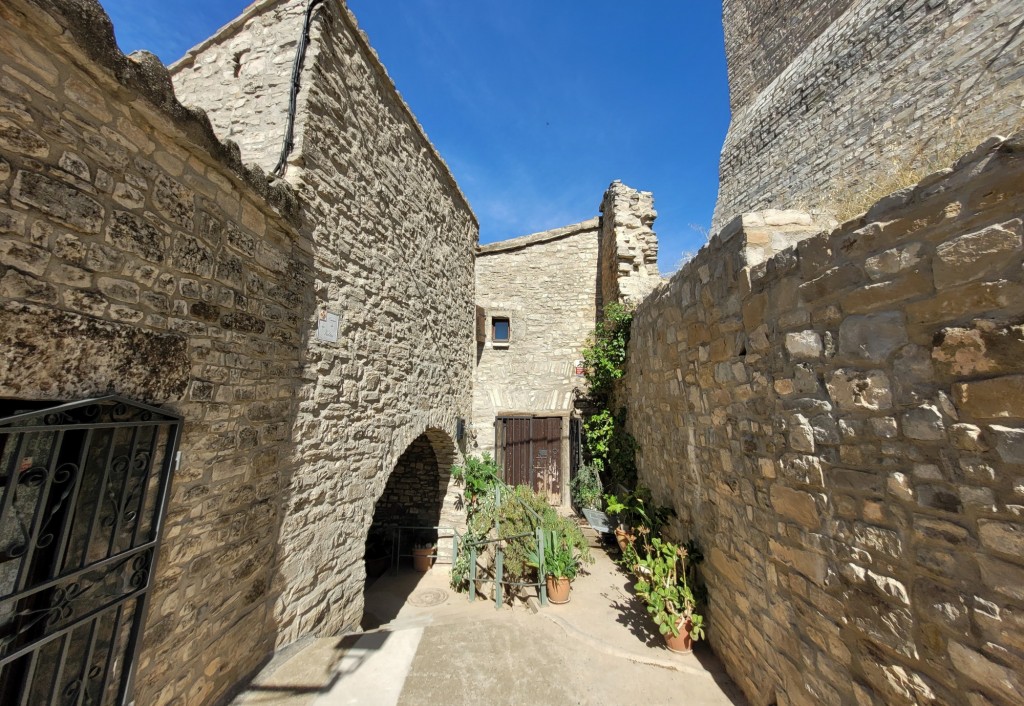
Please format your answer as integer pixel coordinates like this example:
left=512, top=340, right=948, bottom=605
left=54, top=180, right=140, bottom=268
left=604, top=493, right=636, bottom=553
left=528, top=529, right=584, bottom=604
left=412, top=531, right=437, bottom=572
left=633, top=537, right=706, bottom=653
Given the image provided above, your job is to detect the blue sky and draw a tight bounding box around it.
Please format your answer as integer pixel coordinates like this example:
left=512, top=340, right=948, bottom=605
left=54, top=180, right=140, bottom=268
left=101, top=1, right=731, bottom=271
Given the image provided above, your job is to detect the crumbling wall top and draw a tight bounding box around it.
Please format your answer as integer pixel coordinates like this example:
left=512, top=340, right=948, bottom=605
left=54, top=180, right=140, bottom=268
left=24, top=0, right=300, bottom=224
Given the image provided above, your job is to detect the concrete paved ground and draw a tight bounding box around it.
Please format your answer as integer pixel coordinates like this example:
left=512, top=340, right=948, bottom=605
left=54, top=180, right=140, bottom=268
left=232, top=534, right=747, bottom=706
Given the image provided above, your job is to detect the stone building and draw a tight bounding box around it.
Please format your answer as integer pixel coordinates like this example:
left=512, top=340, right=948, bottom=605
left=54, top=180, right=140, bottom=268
left=714, top=0, right=1024, bottom=230
left=1, top=0, right=1023, bottom=704
left=471, top=181, right=659, bottom=504
left=0, top=0, right=474, bottom=703
left=620, top=0, right=1024, bottom=703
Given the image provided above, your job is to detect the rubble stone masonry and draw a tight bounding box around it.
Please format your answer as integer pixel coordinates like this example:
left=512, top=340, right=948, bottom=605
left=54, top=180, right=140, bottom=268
left=625, top=134, right=1024, bottom=705
left=473, top=219, right=600, bottom=495
left=0, top=0, right=476, bottom=704
left=714, top=0, right=1024, bottom=231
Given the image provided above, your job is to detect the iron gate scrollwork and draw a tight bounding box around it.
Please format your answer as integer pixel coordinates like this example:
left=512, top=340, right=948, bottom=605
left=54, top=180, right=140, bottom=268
left=0, top=396, right=182, bottom=706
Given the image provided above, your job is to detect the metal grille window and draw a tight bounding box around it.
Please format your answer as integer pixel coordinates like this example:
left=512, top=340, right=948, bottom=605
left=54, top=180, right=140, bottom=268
left=0, top=397, right=181, bottom=706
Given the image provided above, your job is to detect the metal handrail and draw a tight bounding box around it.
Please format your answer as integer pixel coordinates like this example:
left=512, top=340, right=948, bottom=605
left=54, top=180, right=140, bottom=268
left=456, top=482, right=549, bottom=608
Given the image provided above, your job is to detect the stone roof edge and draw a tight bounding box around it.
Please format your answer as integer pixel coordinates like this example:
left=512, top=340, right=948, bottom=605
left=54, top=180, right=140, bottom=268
left=169, top=0, right=292, bottom=71
left=477, top=218, right=600, bottom=255
left=169, top=0, right=479, bottom=229
left=25, top=0, right=302, bottom=225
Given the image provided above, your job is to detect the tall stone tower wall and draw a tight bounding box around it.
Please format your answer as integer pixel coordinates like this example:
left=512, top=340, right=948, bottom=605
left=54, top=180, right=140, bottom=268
left=722, top=0, right=854, bottom=113
left=714, top=0, right=1024, bottom=231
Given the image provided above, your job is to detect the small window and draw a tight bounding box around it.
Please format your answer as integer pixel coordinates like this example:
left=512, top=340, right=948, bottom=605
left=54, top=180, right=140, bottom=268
left=492, top=317, right=510, bottom=343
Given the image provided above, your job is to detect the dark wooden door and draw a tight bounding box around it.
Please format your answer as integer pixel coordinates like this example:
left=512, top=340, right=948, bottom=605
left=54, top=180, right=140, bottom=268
left=495, top=417, right=562, bottom=503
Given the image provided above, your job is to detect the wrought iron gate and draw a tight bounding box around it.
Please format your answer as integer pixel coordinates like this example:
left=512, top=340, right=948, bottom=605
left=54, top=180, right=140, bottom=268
left=0, top=397, right=181, bottom=706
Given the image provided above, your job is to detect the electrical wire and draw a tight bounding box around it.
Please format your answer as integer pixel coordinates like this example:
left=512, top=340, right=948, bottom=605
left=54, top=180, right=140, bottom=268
left=272, top=0, right=327, bottom=177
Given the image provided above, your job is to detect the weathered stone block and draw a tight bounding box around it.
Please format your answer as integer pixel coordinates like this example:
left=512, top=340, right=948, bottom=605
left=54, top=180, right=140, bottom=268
left=785, top=330, right=823, bottom=359
left=826, top=369, right=892, bottom=412
left=905, top=280, right=1024, bottom=327
left=954, top=376, right=1024, bottom=420
left=770, top=484, right=820, bottom=529
left=989, top=425, right=1024, bottom=464
left=978, top=521, right=1024, bottom=558
left=947, top=641, right=1024, bottom=703
left=933, top=321, right=1024, bottom=379
left=902, top=404, right=945, bottom=441
left=107, top=210, right=166, bottom=263
left=842, top=268, right=933, bottom=314
left=838, top=311, right=907, bottom=363
left=768, top=538, right=827, bottom=585
left=978, top=554, right=1024, bottom=601
left=12, top=170, right=103, bottom=232
left=0, top=238, right=50, bottom=276
left=864, top=242, right=925, bottom=281
left=789, top=413, right=815, bottom=452
left=830, top=468, right=884, bottom=494
left=0, top=116, right=49, bottom=158
left=933, top=220, right=1022, bottom=289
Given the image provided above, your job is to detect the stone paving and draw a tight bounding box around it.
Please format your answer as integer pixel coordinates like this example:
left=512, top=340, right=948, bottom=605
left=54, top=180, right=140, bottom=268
left=231, top=532, right=746, bottom=705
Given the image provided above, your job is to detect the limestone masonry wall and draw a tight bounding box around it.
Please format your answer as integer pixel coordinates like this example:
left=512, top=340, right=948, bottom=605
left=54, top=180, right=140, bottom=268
left=473, top=219, right=600, bottom=494
left=598, top=181, right=660, bottom=309
left=625, top=134, right=1024, bottom=705
left=170, top=0, right=308, bottom=175
left=0, top=0, right=477, bottom=704
left=266, top=0, right=476, bottom=648
left=0, top=1, right=310, bottom=703
left=722, top=0, right=854, bottom=113
left=714, top=0, right=1024, bottom=231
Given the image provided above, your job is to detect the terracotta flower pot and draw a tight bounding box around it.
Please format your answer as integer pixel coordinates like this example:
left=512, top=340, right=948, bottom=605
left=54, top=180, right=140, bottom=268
left=614, top=527, right=634, bottom=553
left=546, top=575, right=571, bottom=604
left=412, top=546, right=434, bottom=572
left=664, top=618, right=693, bottom=654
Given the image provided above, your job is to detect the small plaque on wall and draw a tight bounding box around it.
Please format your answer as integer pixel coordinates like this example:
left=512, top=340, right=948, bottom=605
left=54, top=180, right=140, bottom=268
left=317, top=310, right=340, bottom=343
left=574, top=359, right=586, bottom=376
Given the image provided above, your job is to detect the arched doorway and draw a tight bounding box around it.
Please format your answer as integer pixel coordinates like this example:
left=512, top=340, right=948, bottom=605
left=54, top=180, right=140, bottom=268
left=362, top=428, right=460, bottom=629
left=364, top=428, right=459, bottom=572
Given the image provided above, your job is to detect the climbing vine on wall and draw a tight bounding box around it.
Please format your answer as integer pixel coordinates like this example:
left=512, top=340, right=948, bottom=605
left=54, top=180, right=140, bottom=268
left=580, top=303, right=638, bottom=489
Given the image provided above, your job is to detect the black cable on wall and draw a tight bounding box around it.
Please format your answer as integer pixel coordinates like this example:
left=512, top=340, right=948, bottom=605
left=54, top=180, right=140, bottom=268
left=272, top=0, right=327, bottom=177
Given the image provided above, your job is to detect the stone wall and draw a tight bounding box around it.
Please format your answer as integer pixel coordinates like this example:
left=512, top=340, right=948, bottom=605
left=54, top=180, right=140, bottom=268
left=0, top=0, right=477, bottom=704
left=714, top=0, right=1024, bottom=231
left=624, top=133, right=1024, bottom=705
left=721, top=0, right=854, bottom=113
left=472, top=219, right=600, bottom=500
left=264, top=0, right=476, bottom=648
left=0, top=1, right=310, bottom=704
left=599, top=181, right=660, bottom=309
left=170, top=0, right=309, bottom=175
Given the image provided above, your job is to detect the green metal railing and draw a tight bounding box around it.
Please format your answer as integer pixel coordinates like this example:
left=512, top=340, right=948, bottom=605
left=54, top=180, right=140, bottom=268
left=455, top=482, right=549, bottom=609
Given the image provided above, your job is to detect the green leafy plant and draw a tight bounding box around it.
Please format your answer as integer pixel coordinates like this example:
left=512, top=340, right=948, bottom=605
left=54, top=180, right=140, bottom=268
left=579, top=304, right=639, bottom=489
left=581, top=302, right=633, bottom=398
left=633, top=537, right=705, bottom=641
left=604, top=486, right=673, bottom=537
left=450, top=453, right=501, bottom=515
left=450, top=485, right=593, bottom=596
left=528, top=528, right=586, bottom=580
left=570, top=461, right=603, bottom=510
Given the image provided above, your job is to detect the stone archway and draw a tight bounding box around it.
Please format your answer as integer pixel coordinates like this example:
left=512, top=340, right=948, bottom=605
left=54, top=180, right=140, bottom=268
left=364, top=429, right=461, bottom=581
